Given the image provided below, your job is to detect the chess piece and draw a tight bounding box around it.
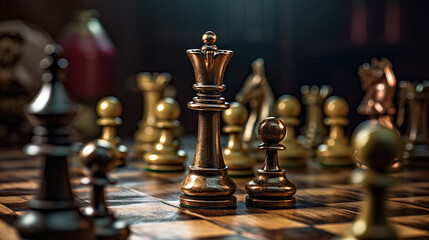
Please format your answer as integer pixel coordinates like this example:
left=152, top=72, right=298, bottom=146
left=144, top=97, right=186, bottom=172
left=16, top=44, right=95, bottom=239
left=276, top=95, right=308, bottom=167
left=80, top=139, right=130, bottom=240
left=222, top=102, right=256, bottom=177
left=96, top=96, right=128, bottom=167
left=396, top=81, right=429, bottom=164
left=246, top=117, right=296, bottom=208
left=179, top=31, right=237, bottom=209
left=298, top=85, right=332, bottom=156
left=342, top=120, right=401, bottom=240
left=235, top=58, right=275, bottom=162
left=317, top=96, right=353, bottom=166
left=133, top=72, right=171, bottom=155
left=357, top=57, right=396, bottom=128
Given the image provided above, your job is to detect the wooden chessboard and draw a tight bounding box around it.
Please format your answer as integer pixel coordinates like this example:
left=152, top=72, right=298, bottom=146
left=1, top=141, right=429, bottom=240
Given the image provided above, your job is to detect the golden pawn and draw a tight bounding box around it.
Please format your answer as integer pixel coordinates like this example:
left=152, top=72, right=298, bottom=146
left=317, top=96, right=353, bottom=166
left=222, top=102, right=256, bottom=177
left=96, top=96, right=128, bottom=167
left=341, top=120, right=401, bottom=240
left=144, top=97, right=186, bottom=172
left=276, top=95, right=308, bottom=167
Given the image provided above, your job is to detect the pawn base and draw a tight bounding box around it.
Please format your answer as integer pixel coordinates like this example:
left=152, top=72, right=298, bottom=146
left=246, top=195, right=296, bottom=209
left=93, top=216, right=130, bottom=240
left=180, top=195, right=237, bottom=209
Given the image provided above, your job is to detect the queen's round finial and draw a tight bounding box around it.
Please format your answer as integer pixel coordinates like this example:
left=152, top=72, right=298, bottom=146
left=258, top=117, right=286, bottom=144
left=96, top=96, right=122, bottom=118
left=202, top=31, right=217, bottom=45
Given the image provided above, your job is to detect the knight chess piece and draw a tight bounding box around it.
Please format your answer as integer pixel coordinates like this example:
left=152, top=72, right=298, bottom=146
left=133, top=72, right=171, bottom=155
left=298, top=85, right=332, bottom=156
left=316, top=96, right=353, bottom=166
left=80, top=139, right=130, bottom=240
left=235, top=58, right=275, bottom=162
left=96, top=96, right=128, bottom=167
left=342, top=120, right=401, bottom=240
left=276, top=95, right=308, bottom=167
left=179, top=31, right=237, bottom=209
left=246, top=117, right=296, bottom=208
left=144, top=97, right=186, bottom=172
left=222, top=102, right=256, bottom=177
left=16, top=44, right=95, bottom=240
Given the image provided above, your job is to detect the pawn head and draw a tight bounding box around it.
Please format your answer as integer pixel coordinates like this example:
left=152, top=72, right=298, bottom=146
left=96, top=96, right=122, bottom=118
left=352, top=120, right=402, bottom=172
left=222, top=102, right=248, bottom=125
left=324, top=96, right=349, bottom=117
left=155, top=97, right=180, bottom=121
left=258, top=117, right=286, bottom=144
left=275, top=95, right=301, bottom=117
left=80, top=139, right=118, bottom=176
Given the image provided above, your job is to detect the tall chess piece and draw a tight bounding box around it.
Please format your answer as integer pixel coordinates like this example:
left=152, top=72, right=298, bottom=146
left=16, top=44, right=95, bottom=240
left=317, top=96, right=353, bottom=166
left=235, top=58, right=275, bottom=162
left=144, top=97, right=187, bottom=172
left=276, top=95, right=308, bottom=167
left=179, top=31, right=237, bottom=209
left=342, top=120, right=401, bottom=240
left=246, top=117, right=296, bottom=208
left=80, top=139, right=130, bottom=240
left=397, top=81, right=429, bottom=164
left=133, top=72, right=171, bottom=155
left=298, top=85, right=332, bottom=156
left=222, top=102, right=256, bottom=177
left=96, top=96, right=128, bottom=167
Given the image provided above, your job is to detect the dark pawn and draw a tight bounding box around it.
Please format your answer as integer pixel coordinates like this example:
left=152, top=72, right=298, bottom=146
left=80, top=139, right=130, bottom=240
left=246, top=117, right=296, bottom=208
left=15, top=44, right=95, bottom=240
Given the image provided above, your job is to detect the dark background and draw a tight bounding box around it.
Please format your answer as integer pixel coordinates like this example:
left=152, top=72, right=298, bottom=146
left=1, top=0, right=428, bottom=138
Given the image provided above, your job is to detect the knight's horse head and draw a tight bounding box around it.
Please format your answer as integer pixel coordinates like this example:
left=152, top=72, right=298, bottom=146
left=235, top=58, right=267, bottom=105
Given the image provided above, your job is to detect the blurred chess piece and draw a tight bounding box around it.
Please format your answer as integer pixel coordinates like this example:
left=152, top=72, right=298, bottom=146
left=317, top=96, right=353, bottom=166
left=275, top=95, right=307, bottom=167
left=342, top=120, right=401, bottom=240
left=222, top=102, right=256, bottom=177
left=396, top=81, right=429, bottom=165
left=96, top=96, right=128, bottom=167
left=246, top=117, right=296, bottom=208
left=298, top=85, right=332, bottom=156
left=133, top=72, right=171, bottom=156
left=357, top=58, right=396, bottom=128
left=235, top=58, right=275, bottom=162
left=80, top=139, right=130, bottom=240
left=144, top=97, right=186, bottom=172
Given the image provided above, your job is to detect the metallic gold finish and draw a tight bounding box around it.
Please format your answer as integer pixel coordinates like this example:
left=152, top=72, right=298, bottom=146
left=276, top=95, right=308, bottom=167
left=144, top=97, right=186, bottom=172
left=96, top=96, right=128, bottom=167
left=298, top=85, right=332, bottom=156
left=341, top=121, right=401, bottom=240
left=179, top=31, right=237, bottom=209
left=222, top=102, right=256, bottom=177
left=317, top=96, right=353, bottom=166
left=133, top=72, right=171, bottom=155
left=80, top=139, right=130, bottom=240
left=236, top=58, right=275, bottom=162
left=246, top=117, right=296, bottom=208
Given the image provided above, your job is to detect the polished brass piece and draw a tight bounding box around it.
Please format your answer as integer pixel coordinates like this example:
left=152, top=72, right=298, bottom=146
left=317, top=96, right=353, bottom=166
left=144, top=97, right=186, bottom=172
left=80, top=139, right=130, bottom=240
left=298, top=85, right=332, bottom=156
left=96, top=96, right=128, bottom=167
left=133, top=72, right=171, bottom=155
left=222, top=102, right=256, bottom=177
left=179, top=31, right=237, bottom=209
left=357, top=58, right=396, bottom=128
left=397, top=81, right=429, bottom=163
left=246, top=117, right=296, bottom=208
left=276, top=95, right=308, bottom=167
left=341, top=120, right=401, bottom=240
left=235, top=58, right=275, bottom=162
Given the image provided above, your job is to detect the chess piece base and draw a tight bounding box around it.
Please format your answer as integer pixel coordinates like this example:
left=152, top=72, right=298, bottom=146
left=179, top=195, right=237, bottom=209
left=246, top=195, right=295, bottom=209
left=92, top=215, right=130, bottom=240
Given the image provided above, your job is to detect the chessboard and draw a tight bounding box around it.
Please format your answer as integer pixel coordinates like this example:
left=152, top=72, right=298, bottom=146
left=1, top=139, right=429, bottom=240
